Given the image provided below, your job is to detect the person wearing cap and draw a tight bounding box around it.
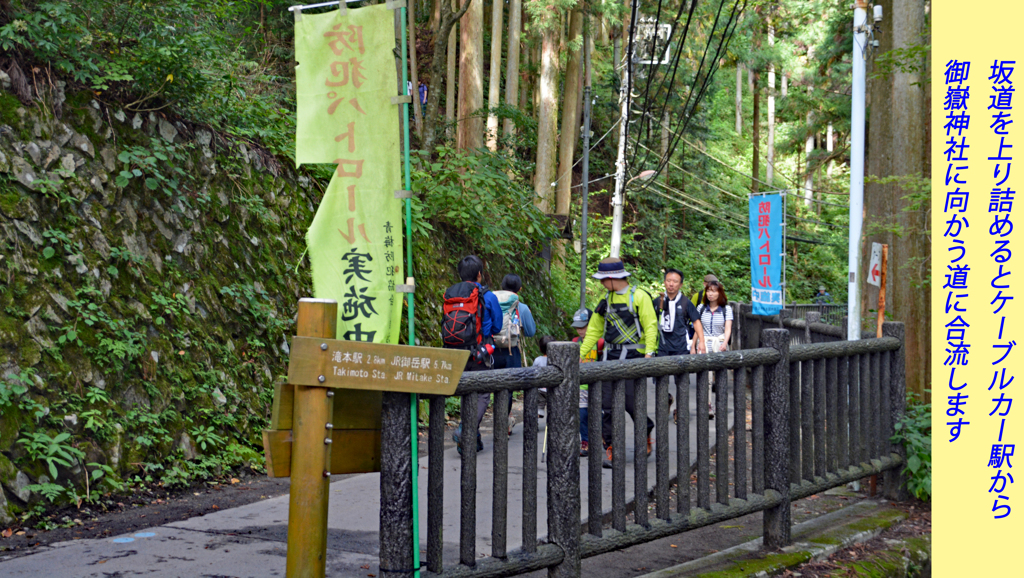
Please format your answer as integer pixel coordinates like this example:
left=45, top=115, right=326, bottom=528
left=571, top=308, right=604, bottom=362
left=571, top=309, right=604, bottom=456
left=813, top=285, right=833, bottom=305
left=578, top=257, right=659, bottom=467
left=691, top=273, right=719, bottom=308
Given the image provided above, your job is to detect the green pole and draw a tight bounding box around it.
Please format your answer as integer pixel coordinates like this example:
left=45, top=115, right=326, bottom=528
left=399, top=4, right=419, bottom=576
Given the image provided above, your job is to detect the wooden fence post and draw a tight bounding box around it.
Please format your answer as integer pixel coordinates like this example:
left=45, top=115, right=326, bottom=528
left=546, top=341, right=581, bottom=577
left=287, top=299, right=337, bottom=578
left=761, top=328, right=791, bottom=548
left=883, top=322, right=909, bottom=500
left=806, top=311, right=821, bottom=344
left=380, top=389, right=414, bottom=578
left=730, top=301, right=743, bottom=351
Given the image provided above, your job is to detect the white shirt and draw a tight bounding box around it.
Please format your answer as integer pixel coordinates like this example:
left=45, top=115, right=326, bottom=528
left=699, top=304, right=733, bottom=337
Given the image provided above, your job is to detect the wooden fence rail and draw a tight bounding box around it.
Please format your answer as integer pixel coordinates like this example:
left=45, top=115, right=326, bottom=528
left=379, top=323, right=907, bottom=578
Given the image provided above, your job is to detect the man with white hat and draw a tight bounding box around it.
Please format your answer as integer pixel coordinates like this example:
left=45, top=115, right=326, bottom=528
left=578, top=257, right=659, bottom=467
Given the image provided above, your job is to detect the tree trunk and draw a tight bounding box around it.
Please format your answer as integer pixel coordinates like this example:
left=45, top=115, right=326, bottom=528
left=429, top=0, right=440, bottom=33
left=503, top=0, right=522, bottom=137
left=864, top=0, right=929, bottom=397
left=555, top=9, right=583, bottom=215
left=751, top=71, right=760, bottom=194
left=409, top=0, right=424, bottom=140
left=445, top=0, right=458, bottom=135
left=484, top=0, right=504, bottom=150
left=457, top=0, right=484, bottom=151
left=534, top=24, right=560, bottom=212
left=766, top=16, right=775, bottom=187
left=421, top=0, right=473, bottom=151
left=735, top=65, right=742, bottom=134
left=780, top=72, right=787, bottom=98
left=519, top=38, right=530, bottom=113
left=532, top=43, right=541, bottom=117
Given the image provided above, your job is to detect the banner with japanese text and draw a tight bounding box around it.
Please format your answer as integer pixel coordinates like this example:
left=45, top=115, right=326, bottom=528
left=748, top=193, right=783, bottom=316
left=295, top=5, right=402, bottom=344
left=933, top=1, right=1022, bottom=574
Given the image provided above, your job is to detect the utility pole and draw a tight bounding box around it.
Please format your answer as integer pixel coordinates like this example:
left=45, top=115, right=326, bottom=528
left=610, top=0, right=639, bottom=259
left=846, top=0, right=868, bottom=341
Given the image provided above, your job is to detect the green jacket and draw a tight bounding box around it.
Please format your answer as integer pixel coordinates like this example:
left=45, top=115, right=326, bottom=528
left=579, top=286, right=660, bottom=358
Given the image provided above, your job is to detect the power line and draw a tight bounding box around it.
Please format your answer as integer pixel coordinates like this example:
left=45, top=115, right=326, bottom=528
left=639, top=0, right=746, bottom=179
left=552, top=117, right=622, bottom=187
left=636, top=108, right=851, bottom=197
left=648, top=179, right=744, bottom=223
left=630, top=0, right=747, bottom=182
left=785, top=212, right=845, bottom=230
left=645, top=187, right=748, bottom=229
left=635, top=141, right=747, bottom=202
left=647, top=158, right=845, bottom=232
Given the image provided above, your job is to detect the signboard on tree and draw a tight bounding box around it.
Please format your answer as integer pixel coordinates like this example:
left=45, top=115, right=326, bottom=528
left=867, top=242, right=883, bottom=287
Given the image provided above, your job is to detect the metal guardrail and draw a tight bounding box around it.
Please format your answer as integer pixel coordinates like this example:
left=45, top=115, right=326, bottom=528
left=378, top=323, right=907, bottom=578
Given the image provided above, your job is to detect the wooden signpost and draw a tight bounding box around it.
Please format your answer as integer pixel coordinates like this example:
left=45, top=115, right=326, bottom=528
left=262, top=299, right=467, bottom=578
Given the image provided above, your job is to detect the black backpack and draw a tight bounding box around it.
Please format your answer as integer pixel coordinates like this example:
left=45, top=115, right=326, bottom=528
left=656, top=295, right=696, bottom=339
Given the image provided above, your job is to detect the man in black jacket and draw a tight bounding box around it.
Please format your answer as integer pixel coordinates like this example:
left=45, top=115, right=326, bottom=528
left=655, top=269, right=706, bottom=356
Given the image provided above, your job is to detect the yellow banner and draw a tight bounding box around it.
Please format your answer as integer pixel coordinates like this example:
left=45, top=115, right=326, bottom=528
left=295, top=5, right=403, bottom=344
left=933, top=1, right=1022, bottom=574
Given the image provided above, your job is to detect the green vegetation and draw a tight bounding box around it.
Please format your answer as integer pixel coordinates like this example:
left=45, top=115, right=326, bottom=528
left=891, top=393, right=932, bottom=501
left=0, top=0, right=928, bottom=524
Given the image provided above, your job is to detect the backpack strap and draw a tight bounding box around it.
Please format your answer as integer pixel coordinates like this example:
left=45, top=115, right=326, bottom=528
left=475, top=284, right=489, bottom=345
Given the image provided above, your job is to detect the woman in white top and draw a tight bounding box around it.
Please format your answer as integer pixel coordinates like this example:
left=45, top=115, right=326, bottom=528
left=692, top=280, right=733, bottom=354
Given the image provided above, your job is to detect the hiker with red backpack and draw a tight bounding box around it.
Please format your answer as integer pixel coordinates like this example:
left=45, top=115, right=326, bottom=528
left=442, top=255, right=504, bottom=453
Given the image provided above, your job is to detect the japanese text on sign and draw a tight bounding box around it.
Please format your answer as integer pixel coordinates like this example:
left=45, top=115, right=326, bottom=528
left=749, top=193, right=783, bottom=315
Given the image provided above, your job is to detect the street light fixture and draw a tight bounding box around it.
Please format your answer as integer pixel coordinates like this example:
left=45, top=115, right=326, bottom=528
left=610, top=169, right=657, bottom=258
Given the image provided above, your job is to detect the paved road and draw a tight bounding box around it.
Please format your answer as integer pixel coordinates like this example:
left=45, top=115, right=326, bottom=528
left=0, top=375, right=734, bottom=577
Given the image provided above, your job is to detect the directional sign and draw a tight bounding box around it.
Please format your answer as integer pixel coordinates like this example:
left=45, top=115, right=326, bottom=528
left=867, top=242, right=883, bottom=287
left=287, top=336, right=469, bottom=395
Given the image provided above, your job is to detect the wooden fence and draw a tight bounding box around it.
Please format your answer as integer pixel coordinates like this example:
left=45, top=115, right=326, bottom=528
left=377, top=323, right=907, bottom=578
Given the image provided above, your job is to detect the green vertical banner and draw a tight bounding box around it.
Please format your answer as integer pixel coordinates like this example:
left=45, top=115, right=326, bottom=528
left=295, top=5, right=403, bottom=344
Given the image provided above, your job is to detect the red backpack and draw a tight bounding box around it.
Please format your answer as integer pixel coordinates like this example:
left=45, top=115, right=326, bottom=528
left=442, top=282, right=487, bottom=349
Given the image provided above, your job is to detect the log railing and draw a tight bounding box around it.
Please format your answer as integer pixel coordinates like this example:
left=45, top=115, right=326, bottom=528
left=378, top=323, right=907, bottom=578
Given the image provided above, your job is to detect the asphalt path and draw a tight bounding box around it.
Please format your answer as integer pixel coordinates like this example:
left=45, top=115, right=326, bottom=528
left=0, top=374, right=734, bottom=577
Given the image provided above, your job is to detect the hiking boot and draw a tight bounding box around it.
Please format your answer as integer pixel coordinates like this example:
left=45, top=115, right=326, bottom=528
left=580, top=441, right=589, bottom=457
left=453, top=426, right=484, bottom=454
left=647, top=436, right=653, bottom=458
left=602, top=446, right=614, bottom=469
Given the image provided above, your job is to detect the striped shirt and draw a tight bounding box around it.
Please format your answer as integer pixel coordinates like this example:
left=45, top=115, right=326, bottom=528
left=698, top=304, right=733, bottom=337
